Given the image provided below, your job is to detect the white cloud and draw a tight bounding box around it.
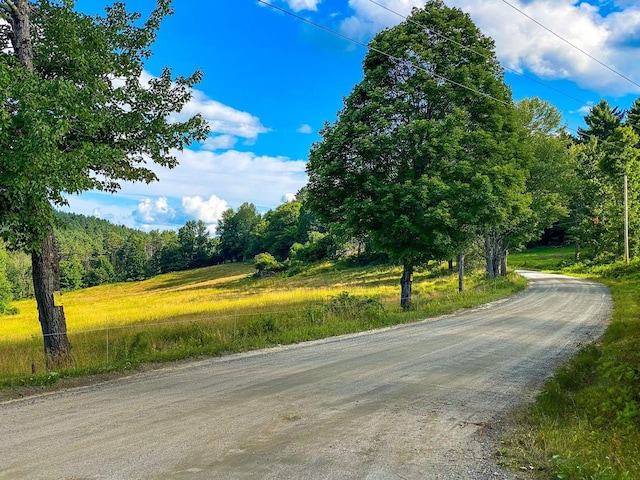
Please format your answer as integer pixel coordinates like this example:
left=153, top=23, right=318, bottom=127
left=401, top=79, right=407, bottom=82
left=297, top=123, right=313, bottom=134
left=339, top=0, right=640, bottom=95
left=117, top=148, right=308, bottom=214
left=182, top=195, right=229, bottom=224
left=136, top=70, right=269, bottom=147
left=282, top=193, right=297, bottom=202
left=201, top=135, right=238, bottom=151
left=285, top=0, right=321, bottom=12
left=447, top=0, right=640, bottom=95
left=258, top=0, right=321, bottom=12
left=61, top=195, right=139, bottom=228
left=340, top=0, right=424, bottom=39
left=570, top=102, right=595, bottom=116
left=134, top=197, right=175, bottom=223
left=176, top=89, right=270, bottom=140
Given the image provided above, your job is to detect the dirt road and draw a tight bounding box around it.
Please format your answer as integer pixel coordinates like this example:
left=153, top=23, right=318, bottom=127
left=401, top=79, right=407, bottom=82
left=0, top=271, right=611, bottom=479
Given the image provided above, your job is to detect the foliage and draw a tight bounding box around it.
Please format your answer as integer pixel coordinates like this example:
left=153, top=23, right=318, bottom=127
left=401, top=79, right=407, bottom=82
left=567, top=100, right=640, bottom=261
left=0, top=0, right=208, bottom=253
left=0, top=242, right=14, bottom=314
left=258, top=201, right=304, bottom=261
left=324, top=291, right=384, bottom=321
left=0, top=0, right=209, bottom=366
left=307, top=0, right=525, bottom=305
left=4, top=248, right=32, bottom=300
left=253, top=252, right=283, bottom=275
left=217, top=202, right=261, bottom=262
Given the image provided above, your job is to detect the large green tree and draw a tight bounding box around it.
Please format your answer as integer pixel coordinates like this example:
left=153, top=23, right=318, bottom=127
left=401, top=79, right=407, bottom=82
left=307, top=0, right=521, bottom=308
left=0, top=0, right=208, bottom=368
left=568, top=101, right=640, bottom=261
left=217, top=202, right=262, bottom=263
left=485, top=98, right=572, bottom=276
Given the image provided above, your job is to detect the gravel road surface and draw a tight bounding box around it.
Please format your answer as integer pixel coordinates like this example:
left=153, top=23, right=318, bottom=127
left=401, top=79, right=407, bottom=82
left=0, top=271, right=611, bottom=479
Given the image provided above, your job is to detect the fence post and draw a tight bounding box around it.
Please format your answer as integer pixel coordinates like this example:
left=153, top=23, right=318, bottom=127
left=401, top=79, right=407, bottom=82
left=234, top=308, right=237, bottom=339
left=105, top=316, right=109, bottom=365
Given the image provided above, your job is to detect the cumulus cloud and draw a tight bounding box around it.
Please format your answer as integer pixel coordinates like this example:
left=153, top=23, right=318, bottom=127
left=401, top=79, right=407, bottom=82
left=450, top=0, right=640, bottom=95
left=182, top=195, right=229, bottom=224
left=201, top=135, right=238, bottom=151
left=133, top=197, right=175, bottom=224
left=297, top=123, right=313, bottom=134
left=337, top=0, right=640, bottom=95
left=176, top=89, right=270, bottom=140
left=339, top=0, right=424, bottom=39
left=258, top=0, right=321, bottom=12
left=281, top=193, right=297, bottom=202
left=570, top=102, right=595, bottom=116
left=287, top=0, right=321, bottom=11
left=136, top=70, right=269, bottom=147
left=118, top=148, right=308, bottom=215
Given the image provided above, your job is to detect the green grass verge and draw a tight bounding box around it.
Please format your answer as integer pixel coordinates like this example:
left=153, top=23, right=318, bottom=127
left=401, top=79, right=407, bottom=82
left=0, top=262, right=526, bottom=393
left=498, top=249, right=640, bottom=479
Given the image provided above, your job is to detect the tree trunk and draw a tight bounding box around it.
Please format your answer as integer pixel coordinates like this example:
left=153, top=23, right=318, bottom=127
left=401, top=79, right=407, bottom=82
left=500, top=248, right=508, bottom=277
left=400, top=263, right=413, bottom=311
left=32, top=228, right=72, bottom=370
left=448, top=259, right=454, bottom=273
left=11, top=0, right=72, bottom=369
left=457, top=250, right=465, bottom=293
left=574, top=239, right=580, bottom=261
left=10, top=0, right=34, bottom=70
left=484, top=233, right=500, bottom=279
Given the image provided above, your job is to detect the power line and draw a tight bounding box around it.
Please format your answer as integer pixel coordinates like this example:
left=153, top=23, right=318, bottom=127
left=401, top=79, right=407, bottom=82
left=364, top=0, right=587, bottom=107
left=256, top=0, right=634, bottom=144
left=499, top=0, right=640, bottom=91
left=256, top=0, right=512, bottom=108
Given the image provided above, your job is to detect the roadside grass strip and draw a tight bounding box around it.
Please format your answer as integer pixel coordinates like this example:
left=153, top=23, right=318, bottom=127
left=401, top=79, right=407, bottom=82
left=498, top=249, right=640, bottom=479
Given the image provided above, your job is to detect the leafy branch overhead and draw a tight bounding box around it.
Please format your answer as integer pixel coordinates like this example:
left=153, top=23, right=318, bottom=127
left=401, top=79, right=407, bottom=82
left=0, top=0, right=209, bottom=251
left=0, top=0, right=208, bottom=368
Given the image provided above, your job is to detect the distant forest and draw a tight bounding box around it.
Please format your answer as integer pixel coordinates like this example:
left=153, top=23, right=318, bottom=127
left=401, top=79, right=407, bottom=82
left=0, top=193, right=342, bottom=300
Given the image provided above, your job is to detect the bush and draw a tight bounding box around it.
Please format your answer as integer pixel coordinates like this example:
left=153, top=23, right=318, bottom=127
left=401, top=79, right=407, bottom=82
left=324, top=291, right=384, bottom=320
left=254, top=252, right=284, bottom=276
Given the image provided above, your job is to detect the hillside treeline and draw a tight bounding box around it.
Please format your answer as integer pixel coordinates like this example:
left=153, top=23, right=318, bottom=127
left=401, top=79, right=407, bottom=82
left=0, top=195, right=339, bottom=302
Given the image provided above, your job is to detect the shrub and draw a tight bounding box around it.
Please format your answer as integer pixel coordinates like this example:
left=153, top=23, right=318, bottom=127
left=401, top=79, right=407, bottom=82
left=253, top=252, right=284, bottom=276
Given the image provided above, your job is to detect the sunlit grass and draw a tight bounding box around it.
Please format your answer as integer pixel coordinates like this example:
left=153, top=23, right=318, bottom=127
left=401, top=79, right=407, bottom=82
left=508, top=245, right=576, bottom=272
left=0, top=261, right=525, bottom=387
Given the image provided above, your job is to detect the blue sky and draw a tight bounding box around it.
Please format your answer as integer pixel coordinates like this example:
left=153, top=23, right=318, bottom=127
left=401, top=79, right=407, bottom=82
left=64, top=0, right=640, bottom=232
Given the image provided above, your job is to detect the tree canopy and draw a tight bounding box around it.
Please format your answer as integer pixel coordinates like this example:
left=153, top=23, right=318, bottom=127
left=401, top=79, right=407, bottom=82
left=0, top=0, right=208, bottom=252
left=306, top=0, right=524, bottom=308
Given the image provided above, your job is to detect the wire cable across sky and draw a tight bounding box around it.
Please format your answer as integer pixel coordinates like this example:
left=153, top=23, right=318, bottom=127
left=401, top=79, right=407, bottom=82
left=499, top=0, right=640, bottom=91
left=364, top=0, right=589, bottom=107
left=256, top=0, right=513, bottom=108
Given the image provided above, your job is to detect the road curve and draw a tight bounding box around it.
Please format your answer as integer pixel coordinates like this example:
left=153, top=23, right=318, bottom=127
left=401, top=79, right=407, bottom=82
left=0, top=271, right=611, bottom=480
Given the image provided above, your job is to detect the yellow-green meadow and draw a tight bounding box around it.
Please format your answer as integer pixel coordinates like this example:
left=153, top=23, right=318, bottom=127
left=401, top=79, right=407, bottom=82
left=0, top=262, right=525, bottom=385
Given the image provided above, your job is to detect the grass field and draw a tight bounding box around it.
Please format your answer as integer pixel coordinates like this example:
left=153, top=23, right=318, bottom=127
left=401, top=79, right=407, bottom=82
left=0, top=261, right=525, bottom=388
left=508, top=246, right=577, bottom=271
left=498, top=249, right=640, bottom=479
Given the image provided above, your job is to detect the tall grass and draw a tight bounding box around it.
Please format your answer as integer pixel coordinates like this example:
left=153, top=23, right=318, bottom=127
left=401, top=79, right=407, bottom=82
left=0, top=262, right=525, bottom=388
left=498, top=249, right=640, bottom=479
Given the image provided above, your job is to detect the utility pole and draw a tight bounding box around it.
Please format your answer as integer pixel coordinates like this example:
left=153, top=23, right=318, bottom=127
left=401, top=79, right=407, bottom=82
left=624, top=174, right=629, bottom=263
